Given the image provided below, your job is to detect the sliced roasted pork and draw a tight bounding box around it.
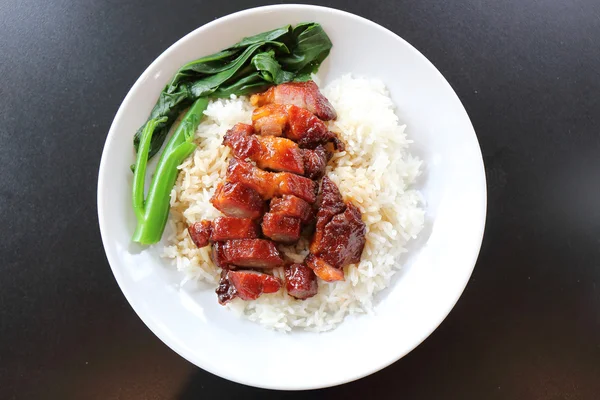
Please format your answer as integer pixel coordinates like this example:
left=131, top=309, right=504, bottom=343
left=250, top=80, right=337, bottom=121
left=223, top=123, right=333, bottom=179
left=212, top=239, right=284, bottom=270
left=223, top=123, right=305, bottom=175
left=210, top=181, right=265, bottom=219
left=307, top=176, right=366, bottom=282
left=216, top=269, right=237, bottom=304
left=211, top=242, right=228, bottom=269
left=188, top=217, right=259, bottom=248
left=209, top=217, right=260, bottom=242
left=305, top=254, right=344, bottom=282
left=269, top=195, right=314, bottom=224
left=226, top=157, right=318, bottom=203
left=310, top=203, right=366, bottom=268
left=313, top=176, right=346, bottom=238
left=302, top=145, right=331, bottom=180
left=220, top=239, right=284, bottom=268
left=188, top=220, right=212, bottom=248
left=284, top=263, right=318, bottom=299
left=252, top=104, right=343, bottom=150
left=261, top=213, right=301, bottom=243
left=217, top=269, right=282, bottom=304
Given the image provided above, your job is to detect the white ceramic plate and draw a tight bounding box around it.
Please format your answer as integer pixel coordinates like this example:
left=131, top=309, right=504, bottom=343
left=98, top=4, right=486, bottom=390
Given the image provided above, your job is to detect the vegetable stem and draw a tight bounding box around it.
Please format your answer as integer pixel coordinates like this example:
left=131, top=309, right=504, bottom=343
left=132, top=99, right=208, bottom=245
left=160, top=98, right=208, bottom=159
left=132, top=117, right=167, bottom=222
left=132, top=141, right=197, bottom=244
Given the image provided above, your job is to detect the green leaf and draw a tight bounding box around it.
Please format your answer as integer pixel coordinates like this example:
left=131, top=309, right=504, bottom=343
left=166, top=48, right=241, bottom=93
left=292, top=72, right=314, bottom=82
left=231, top=25, right=292, bottom=48
left=279, top=23, right=332, bottom=73
left=251, top=50, right=295, bottom=84
left=188, top=43, right=264, bottom=98
left=212, top=72, right=271, bottom=98
left=165, top=26, right=292, bottom=94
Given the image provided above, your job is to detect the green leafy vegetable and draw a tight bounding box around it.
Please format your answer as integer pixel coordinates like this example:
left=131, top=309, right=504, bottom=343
left=187, top=43, right=265, bottom=98
left=163, top=26, right=292, bottom=98
left=231, top=25, right=292, bottom=49
left=166, top=49, right=241, bottom=91
left=133, top=23, right=332, bottom=160
left=252, top=50, right=295, bottom=84
left=131, top=23, right=332, bottom=244
left=212, top=72, right=271, bottom=98
left=279, top=23, right=333, bottom=77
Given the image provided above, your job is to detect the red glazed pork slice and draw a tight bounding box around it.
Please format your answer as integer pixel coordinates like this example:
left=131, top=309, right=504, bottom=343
left=210, top=182, right=265, bottom=219
left=285, top=263, right=318, bottom=299
left=250, top=80, right=337, bottom=121
left=261, top=213, right=301, bottom=244
left=221, top=239, right=284, bottom=268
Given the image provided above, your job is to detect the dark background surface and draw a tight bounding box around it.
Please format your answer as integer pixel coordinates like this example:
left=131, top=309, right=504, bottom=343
left=2, top=0, right=600, bottom=398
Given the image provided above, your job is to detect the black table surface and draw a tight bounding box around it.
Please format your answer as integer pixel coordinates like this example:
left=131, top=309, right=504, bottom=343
left=2, top=0, right=600, bottom=398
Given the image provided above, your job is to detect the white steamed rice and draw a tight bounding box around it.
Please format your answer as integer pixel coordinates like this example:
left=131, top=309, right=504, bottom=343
left=162, top=74, right=425, bottom=332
